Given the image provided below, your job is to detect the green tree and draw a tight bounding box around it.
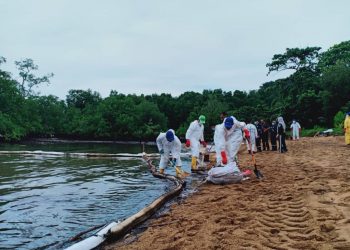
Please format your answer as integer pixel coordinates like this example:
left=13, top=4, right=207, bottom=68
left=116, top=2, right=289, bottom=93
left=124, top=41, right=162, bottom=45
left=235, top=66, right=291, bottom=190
left=294, top=90, right=323, bottom=127
left=0, top=56, right=11, bottom=79
left=99, top=94, right=136, bottom=139
left=0, top=67, right=27, bottom=141
left=266, top=47, right=321, bottom=75
left=145, top=93, right=176, bottom=127
left=66, top=89, right=102, bottom=109
left=318, top=40, right=350, bottom=70
left=29, top=95, right=66, bottom=136
left=320, top=61, right=350, bottom=125
left=132, top=99, right=167, bottom=140
left=0, top=113, right=26, bottom=141
left=333, top=111, right=345, bottom=130
left=173, top=91, right=204, bottom=130
left=14, top=58, right=54, bottom=96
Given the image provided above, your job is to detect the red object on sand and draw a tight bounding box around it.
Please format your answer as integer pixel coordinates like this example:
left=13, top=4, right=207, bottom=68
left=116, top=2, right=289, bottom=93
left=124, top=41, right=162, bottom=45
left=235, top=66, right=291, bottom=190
left=243, top=169, right=252, bottom=176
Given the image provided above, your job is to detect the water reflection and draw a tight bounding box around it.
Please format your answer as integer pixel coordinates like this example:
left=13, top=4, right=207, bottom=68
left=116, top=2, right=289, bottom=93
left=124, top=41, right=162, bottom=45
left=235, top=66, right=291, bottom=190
left=0, top=143, right=172, bottom=250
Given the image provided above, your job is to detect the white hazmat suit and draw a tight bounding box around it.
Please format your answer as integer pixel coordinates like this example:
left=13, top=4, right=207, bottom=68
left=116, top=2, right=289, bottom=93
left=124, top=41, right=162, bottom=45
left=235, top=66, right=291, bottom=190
left=156, top=129, right=182, bottom=172
left=290, top=120, right=301, bottom=140
left=214, top=116, right=245, bottom=166
left=245, top=123, right=258, bottom=152
left=185, top=120, right=204, bottom=158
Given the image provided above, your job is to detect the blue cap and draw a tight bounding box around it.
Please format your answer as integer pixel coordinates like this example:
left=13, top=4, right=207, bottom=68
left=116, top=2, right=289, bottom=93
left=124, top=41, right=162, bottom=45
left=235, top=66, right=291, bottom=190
left=224, top=117, right=234, bottom=129
left=166, top=130, right=174, bottom=142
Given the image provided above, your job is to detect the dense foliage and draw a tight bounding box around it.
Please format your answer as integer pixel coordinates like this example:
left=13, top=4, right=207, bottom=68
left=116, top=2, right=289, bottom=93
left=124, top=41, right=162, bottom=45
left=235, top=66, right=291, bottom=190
left=1, top=41, right=349, bottom=142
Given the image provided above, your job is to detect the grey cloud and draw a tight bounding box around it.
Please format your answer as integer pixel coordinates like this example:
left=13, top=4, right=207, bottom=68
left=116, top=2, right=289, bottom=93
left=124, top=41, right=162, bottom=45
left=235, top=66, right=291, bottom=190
left=1, top=0, right=350, bottom=99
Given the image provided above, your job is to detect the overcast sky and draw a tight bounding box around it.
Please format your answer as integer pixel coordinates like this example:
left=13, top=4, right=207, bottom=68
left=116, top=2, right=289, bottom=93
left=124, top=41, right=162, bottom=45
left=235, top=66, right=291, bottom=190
left=1, top=0, right=349, bottom=100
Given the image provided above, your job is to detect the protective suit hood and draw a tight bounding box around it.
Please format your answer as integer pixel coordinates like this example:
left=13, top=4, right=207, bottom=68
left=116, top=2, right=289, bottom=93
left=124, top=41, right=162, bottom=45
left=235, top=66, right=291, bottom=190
left=166, top=129, right=175, bottom=142
left=224, top=117, right=234, bottom=130
left=277, top=116, right=286, bottom=130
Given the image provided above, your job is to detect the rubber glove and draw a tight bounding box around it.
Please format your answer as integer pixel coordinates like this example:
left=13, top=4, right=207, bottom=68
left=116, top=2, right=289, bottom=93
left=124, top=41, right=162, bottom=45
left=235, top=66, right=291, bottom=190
left=185, top=139, right=191, bottom=147
left=221, top=151, right=227, bottom=165
left=243, top=128, right=250, bottom=140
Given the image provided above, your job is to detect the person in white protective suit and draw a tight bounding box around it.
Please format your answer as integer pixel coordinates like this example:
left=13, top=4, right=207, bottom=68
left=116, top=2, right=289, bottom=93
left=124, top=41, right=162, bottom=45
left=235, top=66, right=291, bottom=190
left=156, top=129, right=184, bottom=177
left=185, top=115, right=207, bottom=170
left=290, top=119, right=301, bottom=140
left=245, top=121, right=258, bottom=153
left=214, top=116, right=248, bottom=166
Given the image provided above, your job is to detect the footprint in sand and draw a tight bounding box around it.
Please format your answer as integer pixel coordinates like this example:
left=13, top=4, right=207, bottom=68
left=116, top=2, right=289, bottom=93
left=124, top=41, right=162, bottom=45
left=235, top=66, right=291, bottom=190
left=209, top=195, right=228, bottom=202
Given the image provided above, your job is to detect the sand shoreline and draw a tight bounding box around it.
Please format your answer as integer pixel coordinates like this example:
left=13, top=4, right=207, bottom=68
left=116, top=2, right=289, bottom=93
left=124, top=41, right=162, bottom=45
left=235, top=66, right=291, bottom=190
left=105, top=136, right=350, bottom=250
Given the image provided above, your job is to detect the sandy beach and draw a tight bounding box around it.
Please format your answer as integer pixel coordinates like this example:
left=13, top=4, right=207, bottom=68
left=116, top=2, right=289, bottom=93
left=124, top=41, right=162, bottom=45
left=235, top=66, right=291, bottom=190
left=106, top=136, right=350, bottom=250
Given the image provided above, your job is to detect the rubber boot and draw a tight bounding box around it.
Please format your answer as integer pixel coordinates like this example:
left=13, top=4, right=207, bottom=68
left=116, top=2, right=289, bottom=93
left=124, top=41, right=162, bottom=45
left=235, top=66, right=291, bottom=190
left=175, top=166, right=183, bottom=178
left=159, top=168, right=164, bottom=174
left=191, top=156, right=198, bottom=170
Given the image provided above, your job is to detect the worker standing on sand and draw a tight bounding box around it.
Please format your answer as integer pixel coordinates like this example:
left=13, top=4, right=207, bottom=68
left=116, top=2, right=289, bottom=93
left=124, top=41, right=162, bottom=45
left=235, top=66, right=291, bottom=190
left=344, top=112, right=350, bottom=145
left=214, top=116, right=247, bottom=166
left=156, top=129, right=184, bottom=177
left=277, top=117, right=288, bottom=153
left=269, top=121, right=278, bottom=151
left=245, top=120, right=258, bottom=154
left=185, top=115, right=207, bottom=170
left=255, top=121, right=263, bottom=152
left=290, top=119, right=301, bottom=140
left=262, top=120, right=270, bottom=150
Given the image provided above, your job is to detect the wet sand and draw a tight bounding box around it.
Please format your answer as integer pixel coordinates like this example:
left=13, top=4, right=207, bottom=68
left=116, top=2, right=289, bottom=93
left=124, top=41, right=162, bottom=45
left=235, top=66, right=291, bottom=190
left=106, top=136, right=350, bottom=250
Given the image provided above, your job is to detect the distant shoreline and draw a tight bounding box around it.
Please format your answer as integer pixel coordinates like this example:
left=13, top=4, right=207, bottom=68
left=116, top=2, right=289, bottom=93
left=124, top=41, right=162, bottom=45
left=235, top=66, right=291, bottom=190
left=22, top=138, right=157, bottom=146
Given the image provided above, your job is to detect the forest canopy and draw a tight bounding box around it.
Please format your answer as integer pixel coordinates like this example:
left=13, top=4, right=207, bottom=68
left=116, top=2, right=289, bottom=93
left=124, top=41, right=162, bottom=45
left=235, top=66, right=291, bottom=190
left=1, top=41, right=349, bottom=141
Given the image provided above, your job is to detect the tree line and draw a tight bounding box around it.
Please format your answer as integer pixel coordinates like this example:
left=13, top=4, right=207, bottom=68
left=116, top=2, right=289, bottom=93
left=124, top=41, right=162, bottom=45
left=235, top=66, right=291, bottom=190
left=1, top=40, right=349, bottom=142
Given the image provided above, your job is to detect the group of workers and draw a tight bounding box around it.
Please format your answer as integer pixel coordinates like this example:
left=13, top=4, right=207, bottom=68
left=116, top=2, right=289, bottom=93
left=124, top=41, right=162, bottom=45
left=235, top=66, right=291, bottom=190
left=156, top=111, right=350, bottom=178
left=156, top=115, right=208, bottom=178
left=156, top=112, right=290, bottom=178
left=245, top=117, right=300, bottom=154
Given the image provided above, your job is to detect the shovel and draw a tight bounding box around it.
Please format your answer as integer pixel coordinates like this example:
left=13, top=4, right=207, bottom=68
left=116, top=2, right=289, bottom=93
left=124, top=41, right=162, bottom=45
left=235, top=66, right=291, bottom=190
left=247, top=139, right=264, bottom=179
left=167, top=156, right=190, bottom=178
left=251, top=152, right=264, bottom=179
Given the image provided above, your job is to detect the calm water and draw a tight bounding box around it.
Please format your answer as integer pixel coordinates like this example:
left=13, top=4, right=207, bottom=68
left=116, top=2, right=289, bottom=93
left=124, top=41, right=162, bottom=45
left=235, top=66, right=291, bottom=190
left=0, top=142, right=197, bottom=250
